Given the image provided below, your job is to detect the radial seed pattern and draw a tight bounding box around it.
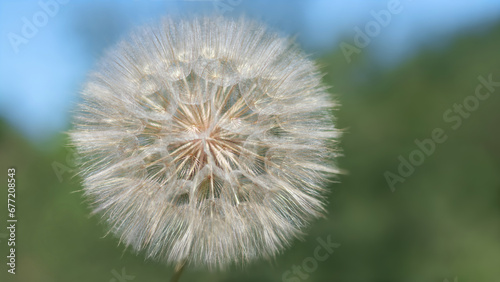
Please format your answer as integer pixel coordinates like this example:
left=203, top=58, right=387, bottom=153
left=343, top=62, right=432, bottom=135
left=70, top=16, right=340, bottom=270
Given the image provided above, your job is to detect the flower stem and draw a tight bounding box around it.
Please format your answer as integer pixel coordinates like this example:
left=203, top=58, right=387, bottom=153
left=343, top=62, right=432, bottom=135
left=170, top=260, right=186, bottom=282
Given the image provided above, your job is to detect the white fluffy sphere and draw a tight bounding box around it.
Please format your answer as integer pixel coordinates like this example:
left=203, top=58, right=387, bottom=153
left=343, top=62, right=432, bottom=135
left=70, top=16, right=340, bottom=270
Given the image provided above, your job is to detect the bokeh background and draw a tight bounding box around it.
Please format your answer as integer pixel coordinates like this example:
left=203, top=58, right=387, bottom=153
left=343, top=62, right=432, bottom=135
left=1, top=0, right=500, bottom=281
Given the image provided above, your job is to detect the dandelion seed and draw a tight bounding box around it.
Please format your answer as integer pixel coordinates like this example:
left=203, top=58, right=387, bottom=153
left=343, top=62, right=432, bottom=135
left=70, top=16, right=341, bottom=271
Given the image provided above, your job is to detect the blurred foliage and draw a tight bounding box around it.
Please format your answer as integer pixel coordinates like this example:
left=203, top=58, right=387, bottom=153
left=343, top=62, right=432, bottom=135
left=1, top=21, right=500, bottom=282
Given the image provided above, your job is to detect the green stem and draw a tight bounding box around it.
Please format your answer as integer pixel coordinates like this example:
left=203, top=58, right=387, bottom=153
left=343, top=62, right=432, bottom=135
left=170, top=260, right=186, bottom=282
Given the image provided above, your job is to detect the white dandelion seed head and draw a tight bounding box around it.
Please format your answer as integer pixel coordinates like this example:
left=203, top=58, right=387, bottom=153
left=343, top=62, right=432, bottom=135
left=70, top=16, right=341, bottom=270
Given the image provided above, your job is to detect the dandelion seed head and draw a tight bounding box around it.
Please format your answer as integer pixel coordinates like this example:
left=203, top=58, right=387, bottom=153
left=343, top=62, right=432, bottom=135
left=70, top=16, right=340, bottom=270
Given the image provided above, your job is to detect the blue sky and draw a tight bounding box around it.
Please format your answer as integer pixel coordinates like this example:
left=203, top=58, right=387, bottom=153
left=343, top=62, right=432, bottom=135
left=1, top=0, right=500, bottom=142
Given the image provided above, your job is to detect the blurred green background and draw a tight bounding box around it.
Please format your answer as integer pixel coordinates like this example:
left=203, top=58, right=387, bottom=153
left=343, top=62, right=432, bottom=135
left=1, top=1, right=500, bottom=282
